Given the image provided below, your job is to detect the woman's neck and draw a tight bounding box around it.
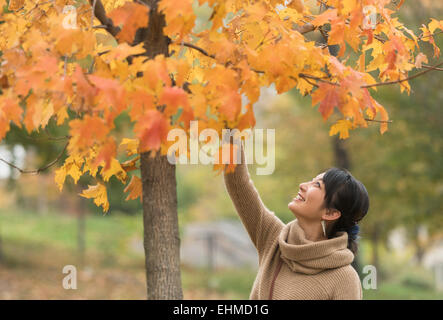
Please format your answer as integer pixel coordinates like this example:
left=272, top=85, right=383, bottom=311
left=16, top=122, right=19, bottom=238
left=296, top=219, right=328, bottom=242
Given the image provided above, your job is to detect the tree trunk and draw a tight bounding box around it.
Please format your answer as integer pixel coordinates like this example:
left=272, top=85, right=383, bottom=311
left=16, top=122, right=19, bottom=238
left=136, top=0, right=183, bottom=299
left=140, top=152, right=182, bottom=299
left=413, top=225, right=425, bottom=265
left=332, top=136, right=363, bottom=277
left=333, top=135, right=351, bottom=170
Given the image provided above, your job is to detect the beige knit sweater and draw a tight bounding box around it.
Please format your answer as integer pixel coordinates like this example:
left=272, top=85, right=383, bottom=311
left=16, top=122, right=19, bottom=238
left=223, top=146, right=362, bottom=300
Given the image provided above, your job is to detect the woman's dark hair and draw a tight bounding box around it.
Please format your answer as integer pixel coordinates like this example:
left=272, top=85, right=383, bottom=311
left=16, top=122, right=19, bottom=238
left=322, top=167, right=369, bottom=255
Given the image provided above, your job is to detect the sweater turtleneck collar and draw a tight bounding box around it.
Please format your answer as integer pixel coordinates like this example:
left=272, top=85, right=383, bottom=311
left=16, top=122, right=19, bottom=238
left=278, top=219, right=354, bottom=275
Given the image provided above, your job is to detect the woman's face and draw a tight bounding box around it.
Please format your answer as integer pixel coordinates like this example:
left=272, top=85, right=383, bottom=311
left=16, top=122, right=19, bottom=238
left=288, top=172, right=327, bottom=221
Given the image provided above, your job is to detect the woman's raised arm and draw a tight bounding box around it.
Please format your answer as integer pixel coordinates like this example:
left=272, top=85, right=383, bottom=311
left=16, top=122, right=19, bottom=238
left=223, top=142, right=284, bottom=258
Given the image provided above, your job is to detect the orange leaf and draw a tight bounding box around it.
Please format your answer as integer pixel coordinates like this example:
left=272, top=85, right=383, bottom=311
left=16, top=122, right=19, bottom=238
left=94, top=138, right=117, bottom=172
left=69, top=115, right=110, bottom=152
left=311, top=9, right=337, bottom=27
left=311, top=83, right=339, bottom=121
left=108, top=2, right=150, bottom=43
left=218, top=90, right=242, bottom=122
left=124, top=175, right=143, bottom=202
left=0, top=95, right=23, bottom=141
left=158, top=86, right=190, bottom=117
left=134, top=109, right=169, bottom=152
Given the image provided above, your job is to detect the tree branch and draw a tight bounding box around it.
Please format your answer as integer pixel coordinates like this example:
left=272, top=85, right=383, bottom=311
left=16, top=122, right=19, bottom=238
left=88, top=0, right=120, bottom=37
left=293, top=23, right=316, bottom=34
left=174, top=35, right=443, bottom=91
left=362, top=61, right=443, bottom=88
left=0, top=142, right=69, bottom=175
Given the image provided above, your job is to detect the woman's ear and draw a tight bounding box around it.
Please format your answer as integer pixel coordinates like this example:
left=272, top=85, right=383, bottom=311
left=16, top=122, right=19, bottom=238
left=323, top=209, right=341, bottom=221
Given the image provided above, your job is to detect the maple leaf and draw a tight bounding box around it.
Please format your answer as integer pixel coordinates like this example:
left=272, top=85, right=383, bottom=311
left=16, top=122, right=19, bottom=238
left=94, top=138, right=117, bottom=172
left=7, top=0, right=23, bottom=11
left=121, top=156, right=140, bottom=173
left=237, top=103, right=256, bottom=132
left=311, top=9, right=338, bottom=27
left=99, top=43, right=146, bottom=62
left=329, top=119, right=354, bottom=139
left=119, top=138, right=140, bottom=157
left=414, top=53, right=428, bottom=69
left=72, top=65, right=97, bottom=109
left=108, top=2, right=150, bottom=43
left=287, top=0, right=304, bottom=13
left=124, top=175, right=143, bottom=202
left=79, top=183, right=109, bottom=213
left=68, top=115, right=110, bottom=154
left=54, top=155, right=84, bottom=191
left=158, top=86, right=190, bottom=117
left=134, top=109, right=170, bottom=152
left=0, top=95, right=23, bottom=141
left=128, top=89, right=155, bottom=121
left=218, top=90, right=242, bottom=122
left=158, top=0, right=196, bottom=41
left=100, top=157, right=127, bottom=184
left=311, top=83, right=340, bottom=121
left=87, top=75, right=126, bottom=125
left=159, top=86, right=194, bottom=128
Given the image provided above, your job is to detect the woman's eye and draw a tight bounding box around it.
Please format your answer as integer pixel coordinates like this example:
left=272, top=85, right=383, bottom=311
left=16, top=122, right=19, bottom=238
left=316, top=182, right=321, bottom=187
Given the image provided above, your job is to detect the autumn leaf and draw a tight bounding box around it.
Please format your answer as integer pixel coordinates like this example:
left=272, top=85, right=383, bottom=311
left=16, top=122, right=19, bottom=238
left=121, top=156, right=140, bottom=173
left=311, top=9, right=337, bottom=27
left=0, top=95, right=23, bottom=141
left=218, top=90, right=242, bottom=122
left=108, top=2, right=150, bottom=43
left=119, top=138, right=140, bottom=157
left=414, top=53, right=428, bottom=69
left=158, top=0, right=196, bottom=41
left=99, top=43, right=146, bottom=62
left=100, top=158, right=127, bottom=184
left=94, top=138, right=117, bottom=172
left=311, top=83, right=340, bottom=121
left=68, top=115, right=110, bottom=154
left=329, top=119, right=354, bottom=139
left=158, top=86, right=191, bottom=118
left=54, top=155, right=84, bottom=191
left=287, top=0, right=304, bottom=13
left=134, top=109, right=170, bottom=152
left=79, top=183, right=109, bottom=213
left=124, top=175, right=143, bottom=202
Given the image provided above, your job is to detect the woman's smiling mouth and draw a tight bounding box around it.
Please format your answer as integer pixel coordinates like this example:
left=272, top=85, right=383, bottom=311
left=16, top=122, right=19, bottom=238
left=294, top=192, right=305, bottom=202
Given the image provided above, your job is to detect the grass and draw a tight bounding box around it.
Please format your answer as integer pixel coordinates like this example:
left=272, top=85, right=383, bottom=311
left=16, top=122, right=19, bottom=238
left=1, top=208, right=442, bottom=300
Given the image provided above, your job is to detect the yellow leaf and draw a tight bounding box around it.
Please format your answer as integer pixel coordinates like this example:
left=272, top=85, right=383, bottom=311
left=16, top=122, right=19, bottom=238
left=79, top=183, right=109, bottom=213
left=54, top=167, right=67, bottom=191
left=100, top=158, right=127, bottom=183
left=56, top=105, right=69, bottom=126
left=119, top=138, right=139, bottom=156
left=66, top=161, right=83, bottom=184
left=123, top=175, right=142, bottom=202
left=329, top=119, right=353, bottom=139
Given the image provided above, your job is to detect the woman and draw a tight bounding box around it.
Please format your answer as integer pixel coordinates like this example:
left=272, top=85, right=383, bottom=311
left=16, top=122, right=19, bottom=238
left=223, top=142, right=369, bottom=300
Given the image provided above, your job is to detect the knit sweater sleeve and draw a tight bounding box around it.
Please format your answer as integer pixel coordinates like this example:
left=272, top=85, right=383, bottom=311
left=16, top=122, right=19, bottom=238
left=331, top=266, right=363, bottom=300
left=223, top=143, right=284, bottom=258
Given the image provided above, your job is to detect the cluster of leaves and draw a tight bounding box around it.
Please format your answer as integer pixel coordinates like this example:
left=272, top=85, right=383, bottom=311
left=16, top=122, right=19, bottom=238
left=0, top=0, right=441, bottom=212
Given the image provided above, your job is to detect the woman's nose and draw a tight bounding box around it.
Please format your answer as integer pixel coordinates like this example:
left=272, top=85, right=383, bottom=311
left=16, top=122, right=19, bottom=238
left=299, top=182, right=307, bottom=192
